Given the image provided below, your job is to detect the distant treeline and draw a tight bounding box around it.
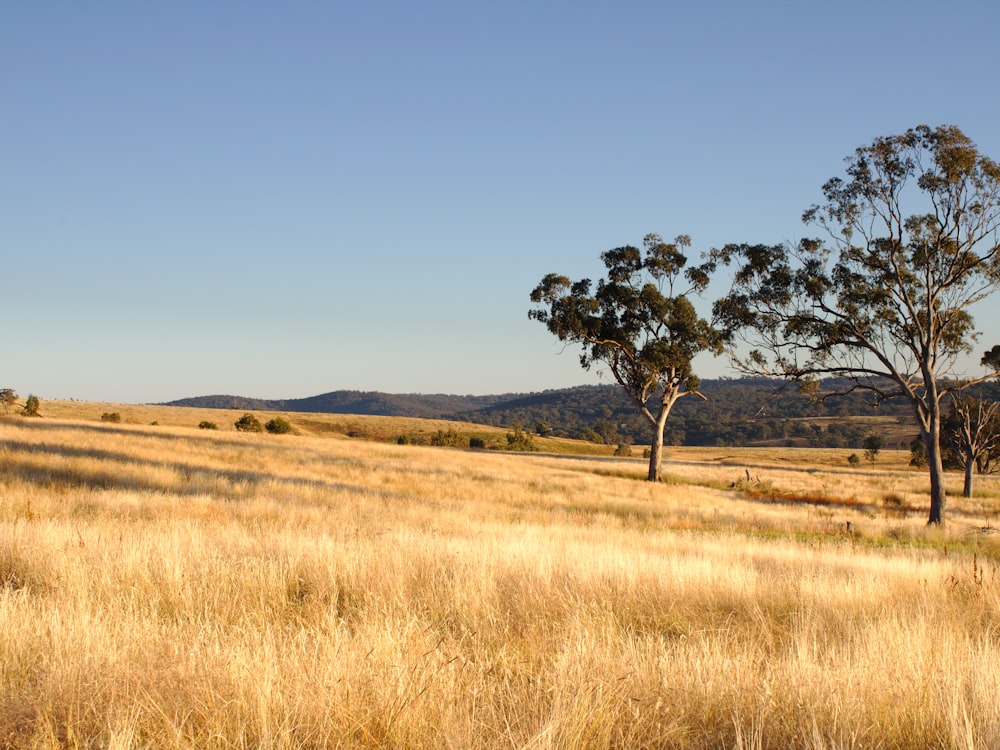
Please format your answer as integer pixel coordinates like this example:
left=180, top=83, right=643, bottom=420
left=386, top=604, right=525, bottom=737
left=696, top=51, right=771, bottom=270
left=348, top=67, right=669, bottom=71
left=165, top=377, right=1000, bottom=449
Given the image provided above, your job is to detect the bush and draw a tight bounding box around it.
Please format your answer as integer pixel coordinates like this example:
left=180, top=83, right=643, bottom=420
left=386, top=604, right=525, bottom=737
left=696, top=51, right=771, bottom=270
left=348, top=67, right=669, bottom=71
left=22, top=395, right=40, bottom=417
left=265, top=417, right=293, bottom=435
left=430, top=429, right=465, bottom=447
left=847, top=453, right=861, bottom=467
left=614, top=443, right=633, bottom=457
left=505, top=423, right=538, bottom=452
left=198, top=421, right=218, bottom=430
left=101, top=412, right=122, bottom=423
left=234, top=413, right=263, bottom=433
left=469, top=437, right=486, bottom=449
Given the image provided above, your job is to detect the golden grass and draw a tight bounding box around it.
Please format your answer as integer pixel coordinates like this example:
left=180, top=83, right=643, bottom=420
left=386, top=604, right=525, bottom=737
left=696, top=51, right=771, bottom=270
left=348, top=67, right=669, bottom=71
left=2, top=408, right=1000, bottom=748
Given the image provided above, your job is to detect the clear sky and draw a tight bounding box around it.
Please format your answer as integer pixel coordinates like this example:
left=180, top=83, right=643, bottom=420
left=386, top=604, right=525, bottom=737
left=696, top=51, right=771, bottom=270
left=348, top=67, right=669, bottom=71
left=5, top=1, right=1000, bottom=404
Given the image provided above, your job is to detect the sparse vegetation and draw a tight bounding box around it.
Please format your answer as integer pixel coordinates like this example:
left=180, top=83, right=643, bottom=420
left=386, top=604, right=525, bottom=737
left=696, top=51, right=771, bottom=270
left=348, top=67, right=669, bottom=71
left=100, top=412, right=121, bottom=423
left=198, top=420, right=218, bottom=430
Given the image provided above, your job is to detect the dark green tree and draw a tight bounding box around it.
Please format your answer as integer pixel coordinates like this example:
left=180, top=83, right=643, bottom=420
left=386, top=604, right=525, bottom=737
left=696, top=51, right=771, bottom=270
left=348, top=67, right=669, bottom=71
left=862, top=434, right=884, bottom=468
left=530, top=233, right=721, bottom=481
left=710, top=125, right=1000, bottom=524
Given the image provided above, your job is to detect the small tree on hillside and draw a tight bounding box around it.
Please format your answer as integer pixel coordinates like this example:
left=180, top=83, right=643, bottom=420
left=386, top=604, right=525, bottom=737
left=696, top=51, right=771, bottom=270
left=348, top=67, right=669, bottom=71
left=710, top=125, right=1000, bottom=524
left=863, top=434, right=884, bottom=468
left=530, top=233, right=721, bottom=481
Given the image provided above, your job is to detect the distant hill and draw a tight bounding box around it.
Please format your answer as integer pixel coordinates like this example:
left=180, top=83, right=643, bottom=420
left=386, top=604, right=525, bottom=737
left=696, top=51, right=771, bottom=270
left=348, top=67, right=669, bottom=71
left=163, top=378, right=935, bottom=449
left=164, top=390, right=511, bottom=419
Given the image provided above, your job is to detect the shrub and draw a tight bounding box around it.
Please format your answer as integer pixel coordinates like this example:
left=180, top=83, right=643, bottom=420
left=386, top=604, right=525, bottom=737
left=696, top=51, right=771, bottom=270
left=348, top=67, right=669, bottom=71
left=505, top=423, right=538, bottom=452
left=430, top=429, right=465, bottom=448
left=101, top=412, right=122, bottom=423
left=847, top=453, right=861, bottom=467
left=234, top=413, right=263, bottom=433
left=22, top=395, right=40, bottom=417
left=469, top=437, right=486, bottom=449
left=265, top=417, right=293, bottom=435
left=614, top=443, right=633, bottom=457
left=198, top=421, right=218, bottom=430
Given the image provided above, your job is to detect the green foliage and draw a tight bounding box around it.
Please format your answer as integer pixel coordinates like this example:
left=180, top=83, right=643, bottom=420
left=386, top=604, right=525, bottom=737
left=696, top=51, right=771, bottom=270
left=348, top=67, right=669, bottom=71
left=469, top=437, right=486, bottom=449
left=234, top=413, right=263, bottom=433
left=22, top=395, right=40, bottom=417
left=100, top=412, right=121, bottom=423
left=265, top=417, right=293, bottom=435
left=198, top=421, right=218, bottom=430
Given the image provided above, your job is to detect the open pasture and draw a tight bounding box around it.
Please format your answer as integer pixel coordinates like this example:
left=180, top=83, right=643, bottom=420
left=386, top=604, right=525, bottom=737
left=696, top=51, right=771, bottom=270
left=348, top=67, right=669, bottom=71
left=2, top=409, right=1000, bottom=748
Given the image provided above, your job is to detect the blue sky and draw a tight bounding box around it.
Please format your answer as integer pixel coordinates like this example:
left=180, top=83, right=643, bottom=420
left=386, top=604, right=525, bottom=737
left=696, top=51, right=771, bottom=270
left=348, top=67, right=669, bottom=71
left=5, top=1, right=1000, bottom=403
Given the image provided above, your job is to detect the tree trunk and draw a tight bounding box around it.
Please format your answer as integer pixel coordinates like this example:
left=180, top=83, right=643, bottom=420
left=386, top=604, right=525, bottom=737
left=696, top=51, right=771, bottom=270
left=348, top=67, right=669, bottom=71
left=963, top=458, right=974, bottom=498
left=923, top=426, right=947, bottom=525
left=646, top=409, right=669, bottom=481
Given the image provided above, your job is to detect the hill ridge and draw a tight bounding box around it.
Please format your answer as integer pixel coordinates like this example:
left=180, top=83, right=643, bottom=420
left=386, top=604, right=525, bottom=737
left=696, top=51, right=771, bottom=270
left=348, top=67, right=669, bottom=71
left=164, top=379, right=946, bottom=448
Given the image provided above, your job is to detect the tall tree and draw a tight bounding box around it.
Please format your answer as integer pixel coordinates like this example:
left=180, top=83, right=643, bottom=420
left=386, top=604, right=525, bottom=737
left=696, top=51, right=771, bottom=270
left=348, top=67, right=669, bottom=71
left=529, top=234, right=720, bottom=481
left=710, top=125, right=1000, bottom=524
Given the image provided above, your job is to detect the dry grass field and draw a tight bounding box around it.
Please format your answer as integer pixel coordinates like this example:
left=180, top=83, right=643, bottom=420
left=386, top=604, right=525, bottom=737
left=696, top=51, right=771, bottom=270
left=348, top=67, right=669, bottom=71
left=2, top=403, right=1000, bottom=748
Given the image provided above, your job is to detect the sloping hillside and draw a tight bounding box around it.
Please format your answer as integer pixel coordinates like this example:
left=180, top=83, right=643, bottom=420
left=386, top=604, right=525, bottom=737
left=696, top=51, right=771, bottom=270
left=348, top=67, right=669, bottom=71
left=165, top=378, right=922, bottom=448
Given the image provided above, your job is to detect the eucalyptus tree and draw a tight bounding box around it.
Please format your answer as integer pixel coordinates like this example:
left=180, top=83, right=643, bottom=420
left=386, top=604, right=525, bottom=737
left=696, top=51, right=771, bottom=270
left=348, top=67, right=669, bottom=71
left=710, top=125, right=1000, bottom=524
left=946, top=394, right=1000, bottom=498
left=529, top=234, right=721, bottom=481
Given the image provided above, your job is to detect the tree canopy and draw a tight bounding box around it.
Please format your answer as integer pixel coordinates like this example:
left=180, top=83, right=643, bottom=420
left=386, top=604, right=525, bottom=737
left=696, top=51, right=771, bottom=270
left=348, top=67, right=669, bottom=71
left=710, top=124, right=1000, bottom=523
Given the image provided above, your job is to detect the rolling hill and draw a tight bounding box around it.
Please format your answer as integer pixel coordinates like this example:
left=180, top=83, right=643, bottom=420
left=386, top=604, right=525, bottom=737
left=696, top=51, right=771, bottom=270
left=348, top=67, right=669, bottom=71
left=163, top=378, right=926, bottom=449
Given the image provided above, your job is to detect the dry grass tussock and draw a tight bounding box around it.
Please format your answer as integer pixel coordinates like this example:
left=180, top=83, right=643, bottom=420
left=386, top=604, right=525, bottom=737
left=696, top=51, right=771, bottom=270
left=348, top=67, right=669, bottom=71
left=3, top=414, right=1000, bottom=748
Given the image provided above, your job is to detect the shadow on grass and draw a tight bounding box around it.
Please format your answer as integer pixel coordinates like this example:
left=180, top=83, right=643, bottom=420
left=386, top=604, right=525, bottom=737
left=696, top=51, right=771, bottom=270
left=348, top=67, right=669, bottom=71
left=0, top=438, right=392, bottom=502
left=7, top=417, right=262, bottom=451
